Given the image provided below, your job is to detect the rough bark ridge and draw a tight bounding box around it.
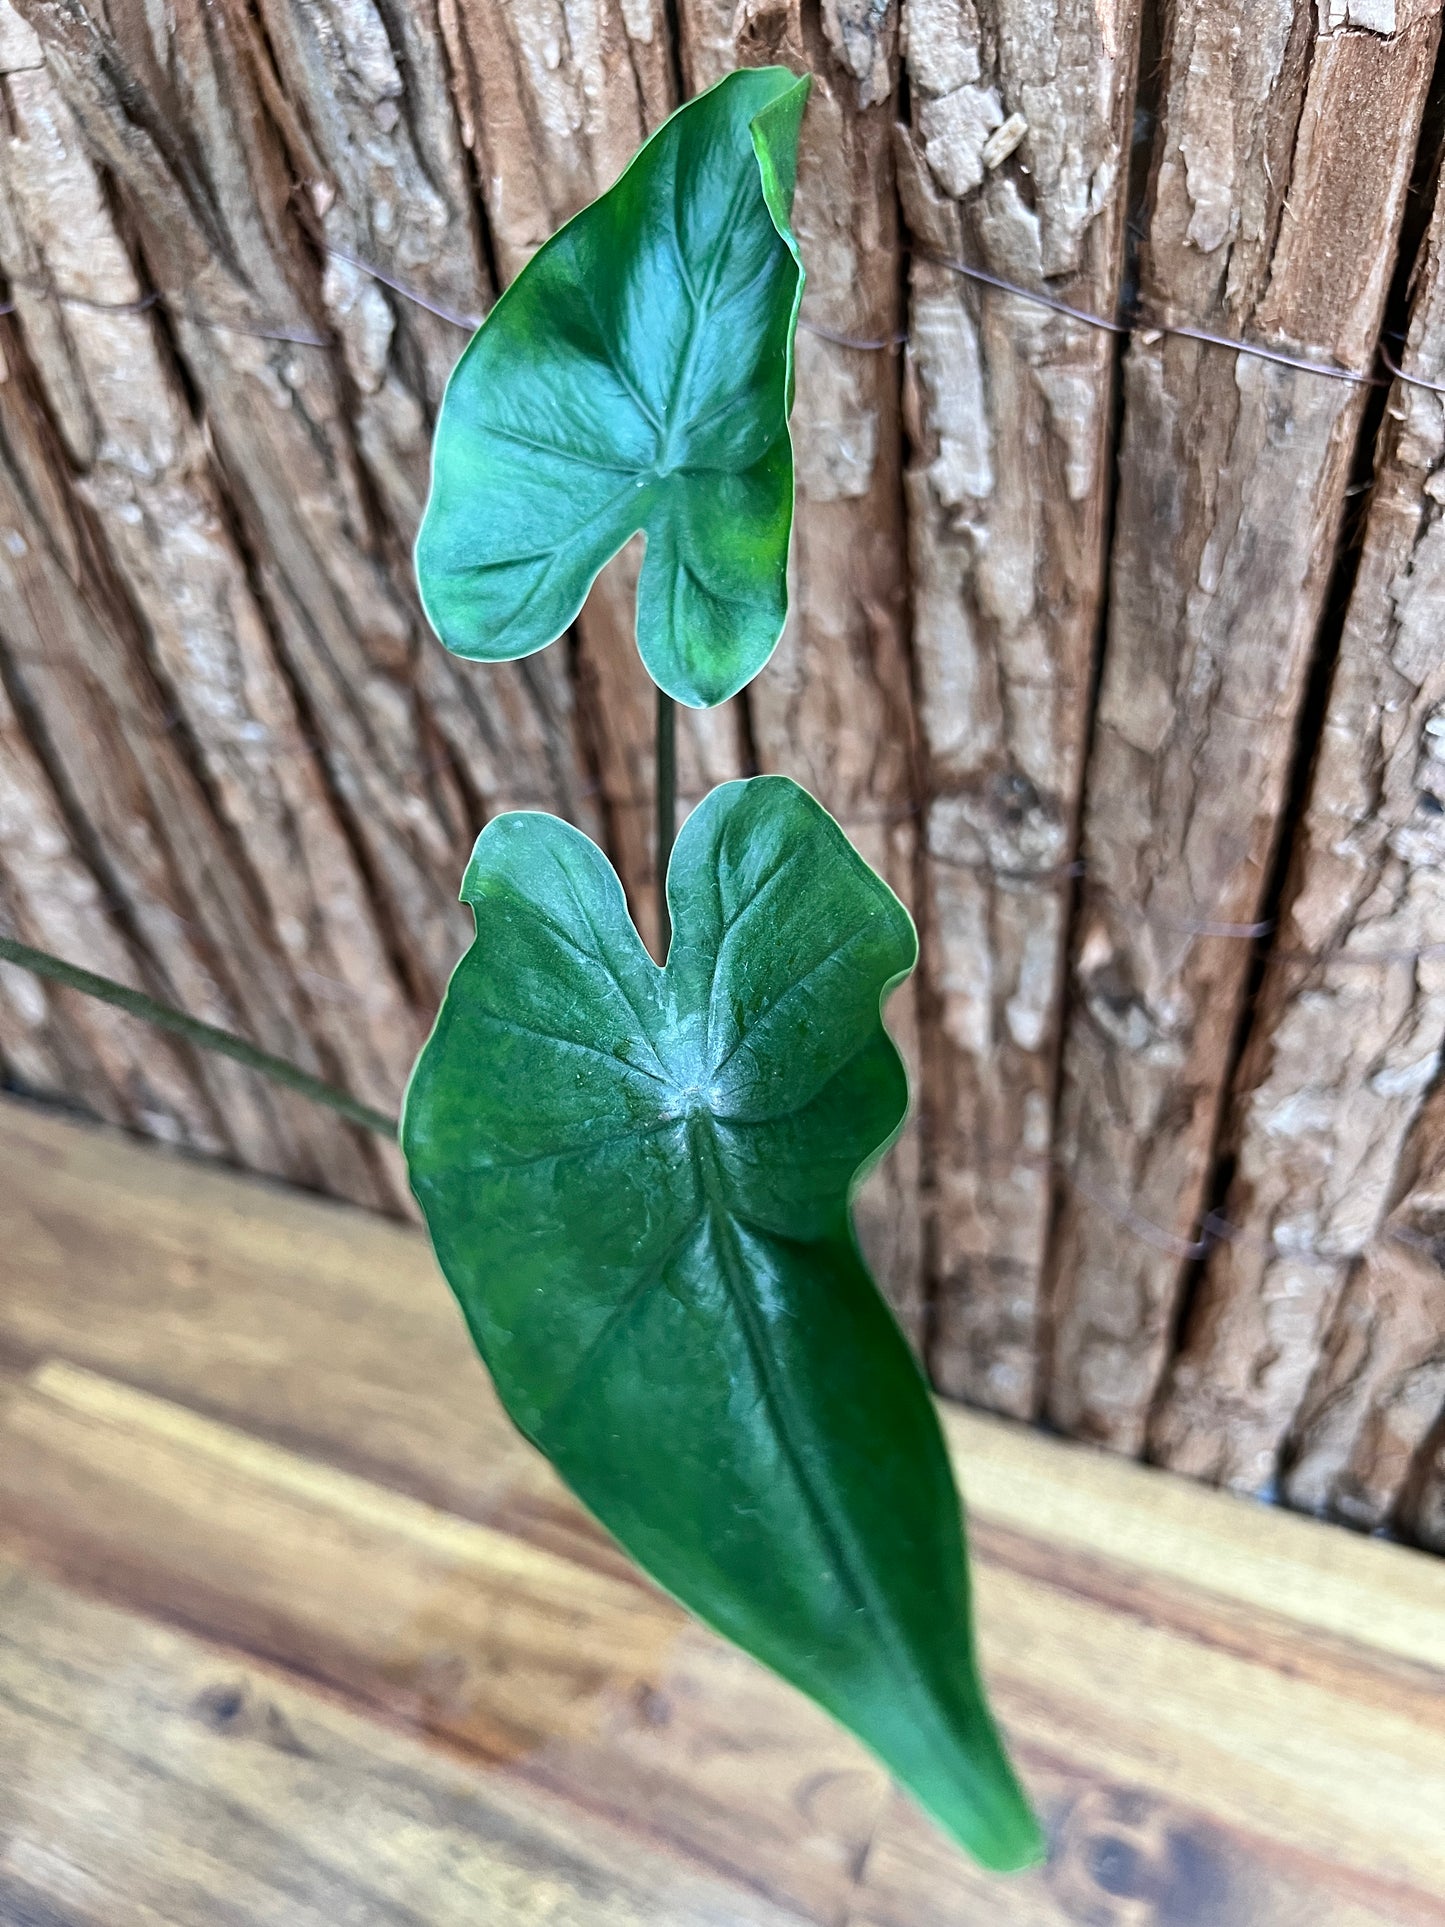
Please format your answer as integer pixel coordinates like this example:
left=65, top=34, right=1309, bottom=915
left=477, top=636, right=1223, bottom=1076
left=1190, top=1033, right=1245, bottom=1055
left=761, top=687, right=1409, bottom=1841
left=0, top=0, right=419, bottom=1187
left=1279, top=1081, right=1445, bottom=1531
left=1044, top=0, right=1443, bottom=1452
left=9, top=0, right=590, bottom=1012
left=1152, top=178, right=1445, bottom=1494
left=1401, top=1410, right=1445, bottom=1550
left=895, top=0, right=1142, bottom=1415
left=251, top=0, right=597, bottom=837
left=0, top=295, right=387, bottom=1205
left=675, top=0, right=925, bottom=1337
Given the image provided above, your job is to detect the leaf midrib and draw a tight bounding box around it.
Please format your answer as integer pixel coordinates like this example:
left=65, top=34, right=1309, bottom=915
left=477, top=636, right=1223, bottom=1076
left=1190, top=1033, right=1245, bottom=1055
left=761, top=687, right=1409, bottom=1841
left=656, top=154, right=763, bottom=471
left=523, top=1105, right=944, bottom=1746
left=568, top=130, right=787, bottom=486
left=688, top=1119, right=933, bottom=1718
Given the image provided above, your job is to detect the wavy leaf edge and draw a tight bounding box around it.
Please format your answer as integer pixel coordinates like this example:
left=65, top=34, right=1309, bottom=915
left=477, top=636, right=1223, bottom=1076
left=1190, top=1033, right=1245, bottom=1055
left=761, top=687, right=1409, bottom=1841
left=401, top=776, right=1044, bottom=1872
left=415, top=66, right=811, bottom=708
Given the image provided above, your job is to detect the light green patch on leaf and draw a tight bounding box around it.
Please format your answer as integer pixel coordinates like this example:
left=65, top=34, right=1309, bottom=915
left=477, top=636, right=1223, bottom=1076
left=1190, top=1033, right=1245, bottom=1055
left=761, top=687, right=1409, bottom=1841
left=402, top=775, right=1043, bottom=1870
left=414, top=67, right=810, bottom=709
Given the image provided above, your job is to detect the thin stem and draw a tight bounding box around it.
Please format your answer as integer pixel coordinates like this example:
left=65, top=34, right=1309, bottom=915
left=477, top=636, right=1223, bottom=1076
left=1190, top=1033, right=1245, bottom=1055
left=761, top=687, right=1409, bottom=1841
left=655, top=688, right=677, bottom=959
left=0, top=935, right=399, bottom=1139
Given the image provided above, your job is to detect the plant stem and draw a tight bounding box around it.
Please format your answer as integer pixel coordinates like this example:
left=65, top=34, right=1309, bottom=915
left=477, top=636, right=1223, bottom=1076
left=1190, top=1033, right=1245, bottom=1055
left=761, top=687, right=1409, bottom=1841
left=655, top=688, right=676, bottom=958
left=0, top=935, right=399, bottom=1139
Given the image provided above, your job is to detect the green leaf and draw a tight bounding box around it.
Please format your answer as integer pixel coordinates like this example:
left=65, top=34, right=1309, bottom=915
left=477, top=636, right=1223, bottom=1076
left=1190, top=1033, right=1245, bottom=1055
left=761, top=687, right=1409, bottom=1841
left=414, top=67, right=809, bottom=710
left=402, top=775, right=1043, bottom=1871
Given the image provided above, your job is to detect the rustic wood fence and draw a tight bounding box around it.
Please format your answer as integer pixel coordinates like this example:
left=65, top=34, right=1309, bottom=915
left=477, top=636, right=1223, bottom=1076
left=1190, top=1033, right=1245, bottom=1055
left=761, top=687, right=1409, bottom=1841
left=2, top=0, right=1443, bottom=1549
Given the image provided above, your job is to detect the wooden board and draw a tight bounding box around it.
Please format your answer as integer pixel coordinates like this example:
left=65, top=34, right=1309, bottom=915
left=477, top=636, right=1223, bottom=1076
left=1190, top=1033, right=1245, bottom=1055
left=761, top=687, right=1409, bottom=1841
left=0, top=1095, right=1442, bottom=1925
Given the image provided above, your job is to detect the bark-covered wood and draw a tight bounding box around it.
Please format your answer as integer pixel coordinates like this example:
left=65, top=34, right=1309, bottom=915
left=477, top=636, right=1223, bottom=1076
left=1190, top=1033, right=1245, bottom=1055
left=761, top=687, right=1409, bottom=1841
left=0, top=673, right=219, bottom=1143
left=0, top=0, right=604, bottom=1205
left=1400, top=1413, right=1445, bottom=1551
left=1279, top=1079, right=1445, bottom=1531
left=1152, top=177, right=1445, bottom=1494
left=249, top=0, right=597, bottom=835
left=896, top=0, right=1142, bottom=1414
left=1044, top=0, right=1443, bottom=1453
left=2, top=0, right=1444, bottom=1544
left=10, top=0, right=596, bottom=1005
left=0, top=267, right=390, bottom=1205
left=0, top=5, right=419, bottom=1167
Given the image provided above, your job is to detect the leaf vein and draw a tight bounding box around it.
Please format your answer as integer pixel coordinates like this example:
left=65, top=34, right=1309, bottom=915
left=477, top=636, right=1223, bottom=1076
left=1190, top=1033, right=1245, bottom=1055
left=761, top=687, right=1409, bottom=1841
left=481, top=421, right=638, bottom=475
left=465, top=1114, right=681, bottom=1176
left=475, top=1007, right=669, bottom=1083
left=709, top=924, right=874, bottom=1084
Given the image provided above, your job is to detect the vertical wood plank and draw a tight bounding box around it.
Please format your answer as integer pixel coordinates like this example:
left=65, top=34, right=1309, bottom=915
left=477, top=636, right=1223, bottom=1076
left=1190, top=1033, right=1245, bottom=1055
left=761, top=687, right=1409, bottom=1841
left=675, top=0, right=926, bottom=1336
left=1400, top=1415, right=1445, bottom=1551
left=244, top=0, right=598, bottom=833
left=1277, top=1080, right=1445, bottom=1530
left=1152, top=179, right=1445, bottom=1492
left=439, top=0, right=674, bottom=283
left=896, top=0, right=1143, bottom=1413
left=11, top=0, right=578, bottom=1011
left=8, top=0, right=454, bottom=1002
left=1044, top=0, right=1443, bottom=1452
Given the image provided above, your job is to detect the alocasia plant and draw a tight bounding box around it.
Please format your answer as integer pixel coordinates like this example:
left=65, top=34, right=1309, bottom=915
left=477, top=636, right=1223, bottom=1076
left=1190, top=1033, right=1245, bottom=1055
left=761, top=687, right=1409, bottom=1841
left=407, top=67, right=1044, bottom=1872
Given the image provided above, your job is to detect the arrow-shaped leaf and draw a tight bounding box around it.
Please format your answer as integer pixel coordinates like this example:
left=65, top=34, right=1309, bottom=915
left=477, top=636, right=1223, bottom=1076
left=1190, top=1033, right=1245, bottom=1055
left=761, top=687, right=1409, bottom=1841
left=402, top=775, right=1042, bottom=1870
left=414, top=67, right=809, bottom=709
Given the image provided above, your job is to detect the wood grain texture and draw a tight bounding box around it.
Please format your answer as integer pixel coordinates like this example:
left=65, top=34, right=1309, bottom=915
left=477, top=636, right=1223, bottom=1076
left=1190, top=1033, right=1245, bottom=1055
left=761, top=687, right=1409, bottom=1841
left=248, top=0, right=598, bottom=837
left=896, top=0, right=1142, bottom=1415
left=0, top=1561, right=809, bottom=1927
left=2, top=1095, right=1443, bottom=1925
left=1402, top=1413, right=1445, bottom=1553
left=1153, top=179, right=1445, bottom=1495
left=0, top=0, right=608, bottom=1205
left=10, top=0, right=467, bottom=1003
left=1043, top=0, right=1444, bottom=1452
left=0, top=672, right=218, bottom=1144
left=439, top=0, right=674, bottom=284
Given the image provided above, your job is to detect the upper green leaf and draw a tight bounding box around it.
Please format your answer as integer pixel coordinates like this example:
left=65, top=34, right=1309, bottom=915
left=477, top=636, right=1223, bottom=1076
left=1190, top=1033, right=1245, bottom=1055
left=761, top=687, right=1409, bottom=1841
left=414, top=67, right=809, bottom=709
left=402, top=776, right=1043, bottom=1871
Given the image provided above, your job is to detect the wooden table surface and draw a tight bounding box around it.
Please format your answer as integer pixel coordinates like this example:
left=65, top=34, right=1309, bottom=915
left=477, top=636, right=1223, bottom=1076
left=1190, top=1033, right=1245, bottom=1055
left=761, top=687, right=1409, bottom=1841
left=1, top=1096, right=1442, bottom=1926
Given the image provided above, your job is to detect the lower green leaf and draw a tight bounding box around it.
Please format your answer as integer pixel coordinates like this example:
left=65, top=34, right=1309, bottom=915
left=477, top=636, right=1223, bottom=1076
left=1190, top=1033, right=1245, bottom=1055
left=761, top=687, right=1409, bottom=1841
left=402, top=775, right=1043, bottom=1871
